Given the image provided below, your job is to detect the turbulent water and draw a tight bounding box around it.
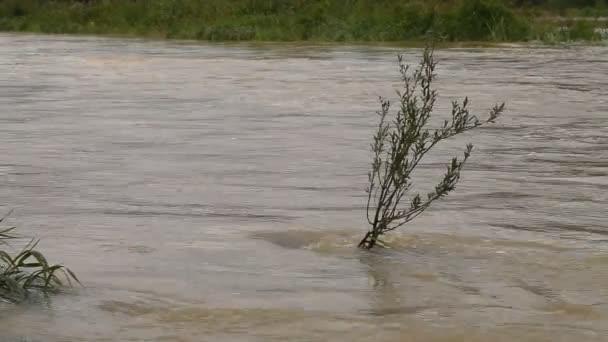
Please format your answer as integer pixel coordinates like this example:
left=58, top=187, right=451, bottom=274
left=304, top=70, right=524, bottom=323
left=0, top=33, right=607, bottom=341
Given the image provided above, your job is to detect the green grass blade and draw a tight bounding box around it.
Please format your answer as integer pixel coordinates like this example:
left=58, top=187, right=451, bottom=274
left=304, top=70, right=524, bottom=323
left=65, top=267, right=81, bottom=285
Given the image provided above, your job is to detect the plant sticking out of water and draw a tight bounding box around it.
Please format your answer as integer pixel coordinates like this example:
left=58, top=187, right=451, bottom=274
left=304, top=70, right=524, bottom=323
left=0, top=210, right=80, bottom=303
left=359, top=45, right=505, bottom=250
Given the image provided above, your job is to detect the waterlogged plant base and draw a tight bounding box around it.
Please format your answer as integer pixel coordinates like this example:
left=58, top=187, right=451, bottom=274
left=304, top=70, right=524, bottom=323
left=0, top=212, right=79, bottom=303
left=359, top=45, right=505, bottom=250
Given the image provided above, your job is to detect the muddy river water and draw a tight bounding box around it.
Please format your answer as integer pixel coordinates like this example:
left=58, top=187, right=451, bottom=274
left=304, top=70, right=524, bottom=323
left=0, top=34, right=607, bottom=341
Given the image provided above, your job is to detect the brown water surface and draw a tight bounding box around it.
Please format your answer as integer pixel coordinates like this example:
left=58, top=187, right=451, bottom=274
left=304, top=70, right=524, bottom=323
left=1, top=34, right=607, bottom=341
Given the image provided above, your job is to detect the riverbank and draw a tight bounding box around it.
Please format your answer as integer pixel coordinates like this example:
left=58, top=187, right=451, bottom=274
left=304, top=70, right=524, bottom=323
left=0, top=0, right=606, bottom=43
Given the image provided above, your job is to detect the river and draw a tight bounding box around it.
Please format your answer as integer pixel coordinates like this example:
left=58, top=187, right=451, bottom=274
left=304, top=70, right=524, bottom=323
left=0, top=33, right=607, bottom=341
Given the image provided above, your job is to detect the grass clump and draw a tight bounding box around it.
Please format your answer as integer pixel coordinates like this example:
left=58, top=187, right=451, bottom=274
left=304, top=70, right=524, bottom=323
left=439, top=0, right=532, bottom=41
left=532, top=16, right=605, bottom=42
left=0, top=211, right=79, bottom=303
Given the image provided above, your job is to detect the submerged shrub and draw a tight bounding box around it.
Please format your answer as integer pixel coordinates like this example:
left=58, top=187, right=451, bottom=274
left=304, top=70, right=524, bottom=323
left=359, top=45, right=505, bottom=249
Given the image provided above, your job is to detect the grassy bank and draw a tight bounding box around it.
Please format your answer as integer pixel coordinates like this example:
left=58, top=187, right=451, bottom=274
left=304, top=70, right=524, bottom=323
left=0, top=0, right=606, bottom=43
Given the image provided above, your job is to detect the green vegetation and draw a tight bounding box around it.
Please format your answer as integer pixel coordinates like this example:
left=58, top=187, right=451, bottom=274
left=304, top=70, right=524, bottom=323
left=0, top=0, right=605, bottom=43
left=359, top=45, right=504, bottom=249
left=0, top=211, right=79, bottom=303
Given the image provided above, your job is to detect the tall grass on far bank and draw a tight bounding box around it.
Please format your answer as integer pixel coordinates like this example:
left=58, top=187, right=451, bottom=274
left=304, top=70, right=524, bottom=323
left=0, top=211, right=79, bottom=303
left=533, top=17, right=606, bottom=42
left=0, top=0, right=604, bottom=43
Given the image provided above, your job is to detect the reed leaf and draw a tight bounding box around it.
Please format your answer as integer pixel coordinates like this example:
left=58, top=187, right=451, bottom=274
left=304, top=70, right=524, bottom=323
left=0, top=221, right=80, bottom=303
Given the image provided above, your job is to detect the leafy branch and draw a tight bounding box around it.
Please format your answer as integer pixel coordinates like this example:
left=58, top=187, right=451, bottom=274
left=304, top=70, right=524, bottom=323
left=359, top=45, right=505, bottom=249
